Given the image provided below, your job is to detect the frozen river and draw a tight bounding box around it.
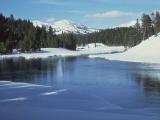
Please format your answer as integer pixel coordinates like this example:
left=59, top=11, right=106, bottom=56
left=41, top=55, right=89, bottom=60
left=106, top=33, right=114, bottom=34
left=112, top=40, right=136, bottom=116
left=0, top=57, right=160, bottom=120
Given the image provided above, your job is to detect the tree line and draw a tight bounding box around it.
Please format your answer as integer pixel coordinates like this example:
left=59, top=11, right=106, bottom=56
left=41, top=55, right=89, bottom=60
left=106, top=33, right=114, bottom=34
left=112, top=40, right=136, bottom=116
left=0, top=14, right=76, bottom=54
left=0, top=11, right=160, bottom=54
left=77, top=11, right=160, bottom=48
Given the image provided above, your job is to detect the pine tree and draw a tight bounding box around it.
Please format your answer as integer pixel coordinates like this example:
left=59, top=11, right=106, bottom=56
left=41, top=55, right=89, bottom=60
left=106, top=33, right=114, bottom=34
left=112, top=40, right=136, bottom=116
left=134, top=19, right=142, bottom=45
left=34, top=26, right=41, bottom=51
left=5, top=33, right=13, bottom=53
left=0, top=42, right=5, bottom=54
left=141, top=14, right=153, bottom=40
left=47, top=26, right=53, bottom=47
left=155, top=11, right=160, bottom=35
left=40, top=25, right=47, bottom=48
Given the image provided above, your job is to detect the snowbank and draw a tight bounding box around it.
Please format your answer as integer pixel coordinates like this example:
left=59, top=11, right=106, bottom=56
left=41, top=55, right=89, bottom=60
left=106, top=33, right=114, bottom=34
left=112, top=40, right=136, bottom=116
left=0, top=48, right=78, bottom=59
left=0, top=44, right=125, bottom=59
left=77, top=43, right=125, bottom=54
left=90, top=34, right=160, bottom=64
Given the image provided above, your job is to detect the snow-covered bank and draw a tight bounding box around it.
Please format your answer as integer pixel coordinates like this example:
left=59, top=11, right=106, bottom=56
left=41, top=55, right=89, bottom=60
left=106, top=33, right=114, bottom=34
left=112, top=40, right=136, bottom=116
left=0, top=48, right=77, bottom=59
left=77, top=43, right=125, bottom=54
left=0, top=44, right=125, bottom=59
left=90, top=34, right=160, bottom=64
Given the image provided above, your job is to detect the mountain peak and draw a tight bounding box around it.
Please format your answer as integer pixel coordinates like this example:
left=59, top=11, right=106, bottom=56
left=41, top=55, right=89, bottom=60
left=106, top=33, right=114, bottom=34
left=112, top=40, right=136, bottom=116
left=32, top=20, right=49, bottom=27
left=53, top=19, right=74, bottom=26
left=33, top=19, right=98, bottom=34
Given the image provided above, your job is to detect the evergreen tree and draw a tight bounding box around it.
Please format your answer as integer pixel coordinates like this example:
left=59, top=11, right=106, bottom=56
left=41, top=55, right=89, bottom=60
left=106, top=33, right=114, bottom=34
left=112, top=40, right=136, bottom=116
left=0, top=42, right=5, bottom=54
left=155, top=11, right=160, bottom=35
left=141, top=14, right=153, bottom=40
left=40, top=25, right=47, bottom=47
left=134, top=19, right=142, bottom=45
left=67, top=33, right=76, bottom=50
left=0, top=11, right=159, bottom=54
left=19, top=34, right=29, bottom=52
left=34, top=26, right=41, bottom=51
left=47, top=26, right=54, bottom=47
left=5, top=33, right=13, bottom=53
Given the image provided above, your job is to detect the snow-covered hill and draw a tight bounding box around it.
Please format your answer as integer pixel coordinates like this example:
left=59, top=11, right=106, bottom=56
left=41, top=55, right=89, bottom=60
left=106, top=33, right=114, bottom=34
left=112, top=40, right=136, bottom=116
left=90, top=33, right=160, bottom=63
left=33, top=20, right=97, bottom=34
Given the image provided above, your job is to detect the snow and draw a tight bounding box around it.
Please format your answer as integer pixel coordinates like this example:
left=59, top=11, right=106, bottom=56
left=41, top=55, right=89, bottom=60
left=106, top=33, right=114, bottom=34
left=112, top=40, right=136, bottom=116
left=90, top=34, right=160, bottom=64
left=0, top=48, right=77, bottom=59
left=32, top=20, right=98, bottom=34
left=77, top=43, right=125, bottom=54
left=33, top=20, right=49, bottom=28
left=0, top=43, right=125, bottom=59
left=52, top=19, right=88, bottom=34
left=52, top=19, right=98, bottom=34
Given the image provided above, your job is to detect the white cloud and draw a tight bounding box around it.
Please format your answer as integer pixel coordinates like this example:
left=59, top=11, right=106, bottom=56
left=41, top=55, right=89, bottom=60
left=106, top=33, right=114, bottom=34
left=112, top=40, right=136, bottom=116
left=112, top=20, right=142, bottom=28
left=86, top=10, right=140, bottom=20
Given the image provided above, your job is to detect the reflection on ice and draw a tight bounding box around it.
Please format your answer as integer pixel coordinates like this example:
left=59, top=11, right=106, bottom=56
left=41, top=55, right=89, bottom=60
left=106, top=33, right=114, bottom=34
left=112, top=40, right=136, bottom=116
left=132, top=70, right=160, bottom=89
left=131, top=64, right=160, bottom=103
left=41, top=89, right=67, bottom=96
left=0, top=81, right=51, bottom=89
left=41, top=91, right=57, bottom=96
left=57, top=59, right=64, bottom=80
left=0, top=97, right=28, bottom=102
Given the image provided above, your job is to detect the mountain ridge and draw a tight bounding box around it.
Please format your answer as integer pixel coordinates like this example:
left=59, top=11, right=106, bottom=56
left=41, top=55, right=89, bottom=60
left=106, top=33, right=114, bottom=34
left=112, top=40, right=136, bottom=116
left=33, top=20, right=98, bottom=34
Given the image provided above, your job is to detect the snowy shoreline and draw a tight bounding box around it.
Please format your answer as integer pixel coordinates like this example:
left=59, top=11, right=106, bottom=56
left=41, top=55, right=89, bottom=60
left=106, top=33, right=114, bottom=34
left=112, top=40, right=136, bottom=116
left=0, top=44, right=125, bottom=59
left=89, top=34, right=160, bottom=64
left=1, top=33, right=160, bottom=64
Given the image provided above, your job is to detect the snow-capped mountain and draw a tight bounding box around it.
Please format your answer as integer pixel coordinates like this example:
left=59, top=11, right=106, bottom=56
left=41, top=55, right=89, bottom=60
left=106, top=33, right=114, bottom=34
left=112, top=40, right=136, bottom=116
left=33, top=20, right=98, bottom=34
left=33, top=20, right=49, bottom=28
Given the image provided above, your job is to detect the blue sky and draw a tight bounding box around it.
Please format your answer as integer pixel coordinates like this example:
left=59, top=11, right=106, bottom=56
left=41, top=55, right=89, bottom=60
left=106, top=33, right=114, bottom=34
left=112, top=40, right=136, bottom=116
left=0, top=0, right=160, bottom=28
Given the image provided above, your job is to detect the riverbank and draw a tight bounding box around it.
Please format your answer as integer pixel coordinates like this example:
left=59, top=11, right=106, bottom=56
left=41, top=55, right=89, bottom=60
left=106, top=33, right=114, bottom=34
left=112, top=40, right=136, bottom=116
left=90, top=34, right=160, bottom=64
left=0, top=44, right=125, bottom=59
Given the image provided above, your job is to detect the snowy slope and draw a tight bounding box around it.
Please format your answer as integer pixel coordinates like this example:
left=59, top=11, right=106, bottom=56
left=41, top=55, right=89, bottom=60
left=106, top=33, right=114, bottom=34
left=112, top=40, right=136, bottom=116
left=90, top=33, right=160, bottom=63
left=33, top=20, right=49, bottom=28
left=33, top=20, right=97, bottom=34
